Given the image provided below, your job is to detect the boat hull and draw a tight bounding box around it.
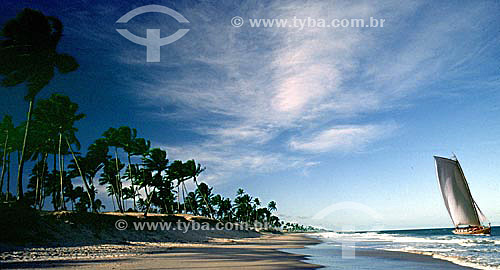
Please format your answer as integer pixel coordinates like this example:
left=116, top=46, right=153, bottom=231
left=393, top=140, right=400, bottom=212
left=453, top=226, right=491, bottom=235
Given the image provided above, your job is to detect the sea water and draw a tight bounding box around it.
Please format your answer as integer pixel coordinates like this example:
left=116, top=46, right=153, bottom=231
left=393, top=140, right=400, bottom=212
left=303, top=227, right=500, bottom=269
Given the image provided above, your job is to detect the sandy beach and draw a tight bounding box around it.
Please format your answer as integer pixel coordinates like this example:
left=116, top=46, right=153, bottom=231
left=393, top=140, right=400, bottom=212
left=1, top=231, right=482, bottom=270
left=0, top=233, right=323, bottom=269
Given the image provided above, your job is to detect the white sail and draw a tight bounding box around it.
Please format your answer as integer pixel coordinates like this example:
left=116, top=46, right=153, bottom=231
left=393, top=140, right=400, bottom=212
left=434, top=156, right=481, bottom=227
left=475, top=203, right=489, bottom=224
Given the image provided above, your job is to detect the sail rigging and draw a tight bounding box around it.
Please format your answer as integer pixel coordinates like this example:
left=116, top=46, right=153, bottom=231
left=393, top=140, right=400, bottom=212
left=434, top=156, right=482, bottom=227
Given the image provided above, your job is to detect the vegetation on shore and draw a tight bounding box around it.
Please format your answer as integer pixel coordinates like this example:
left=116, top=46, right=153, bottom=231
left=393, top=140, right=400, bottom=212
left=0, top=204, right=262, bottom=248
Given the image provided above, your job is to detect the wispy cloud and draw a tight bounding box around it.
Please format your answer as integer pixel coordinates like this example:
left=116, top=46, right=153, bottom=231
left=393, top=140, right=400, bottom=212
left=158, top=142, right=313, bottom=185
left=289, top=123, right=396, bottom=153
left=110, top=1, right=499, bottom=183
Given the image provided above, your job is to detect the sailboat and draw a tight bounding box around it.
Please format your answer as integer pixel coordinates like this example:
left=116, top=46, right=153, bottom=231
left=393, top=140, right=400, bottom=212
left=434, top=156, right=491, bottom=235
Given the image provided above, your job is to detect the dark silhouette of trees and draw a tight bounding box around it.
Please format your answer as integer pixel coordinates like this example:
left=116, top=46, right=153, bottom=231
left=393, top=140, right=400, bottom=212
left=0, top=9, right=78, bottom=199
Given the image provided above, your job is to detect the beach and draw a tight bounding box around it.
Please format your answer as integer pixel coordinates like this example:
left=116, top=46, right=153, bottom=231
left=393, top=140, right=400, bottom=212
left=0, top=233, right=322, bottom=269
left=0, top=212, right=489, bottom=269
left=1, top=231, right=484, bottom=270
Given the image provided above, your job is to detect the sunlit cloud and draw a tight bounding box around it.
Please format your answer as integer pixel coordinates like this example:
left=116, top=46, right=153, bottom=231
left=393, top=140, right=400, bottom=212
left=110, top=0, right=499, bottom=183
left=289, top=124, right=396, bottom=153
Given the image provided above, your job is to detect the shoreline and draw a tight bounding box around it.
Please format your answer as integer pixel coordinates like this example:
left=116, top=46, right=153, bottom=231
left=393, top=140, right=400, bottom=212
left=354, top=247, right=477, bottom=269
left=0, top=231, right=486, bottom=269
left=0, top=233, right=323, bottom=269
left=296, top=233, right=480, bottom=270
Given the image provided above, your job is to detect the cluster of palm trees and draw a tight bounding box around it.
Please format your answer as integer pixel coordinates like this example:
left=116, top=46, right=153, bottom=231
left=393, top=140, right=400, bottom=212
left=0, top=8, right=285, bottom=229
left=283, top=222, right=318, bottom=232
left=1, top=100, right=282, bottom=226
left=199, top=187, right=281, bottom=227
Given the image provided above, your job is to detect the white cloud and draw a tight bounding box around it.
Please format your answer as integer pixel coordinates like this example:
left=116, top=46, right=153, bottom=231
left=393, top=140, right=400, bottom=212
left=158, top=142, right=313, bottom=186
left=289, top=124, right=396, bottom=153
left=119, top=1, right=498, bottom=182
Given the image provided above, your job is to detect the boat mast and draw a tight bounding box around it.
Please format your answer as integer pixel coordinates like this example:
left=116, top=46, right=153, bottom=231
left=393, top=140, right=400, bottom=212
left=455, top=158, right=481, bottom=226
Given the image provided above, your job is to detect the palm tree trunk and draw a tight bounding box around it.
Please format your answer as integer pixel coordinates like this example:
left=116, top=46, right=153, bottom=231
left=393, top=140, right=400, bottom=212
left=38, top=153, right=47, bottom=209
left=193, top=177, right=213, bottom=218
left=114, top=147, right=123, bottom=213
left=62, top=148, right=66, bottom=209
left=111, top=192, right=116, bottom=211
left=53, top=152, right=58, bottom=211
left=34, top=156, right=40, bottom=208
left=177, top=183, right=181, bottom=213
left=0, top=130, right=8, bottom=194
left=58, top=132, right=65, bottom=210
left=127, top=154, right=137, bottom=211
left=109, top=184, right=118, bottom=212
left=182, top=182, right=188, bottom=213
left=5, top=152, right=10, bottom=201
left=144, top=185, right=149, bottom=200
left=144, top=188, right=156, bottom=217
left=65, top=136, right=95, bottom=212
left=16, top=98, right=35, bottom=200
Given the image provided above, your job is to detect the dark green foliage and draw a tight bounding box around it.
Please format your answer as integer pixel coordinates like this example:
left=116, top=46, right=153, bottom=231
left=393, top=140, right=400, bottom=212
left=0, top=8, right=78, bottom=99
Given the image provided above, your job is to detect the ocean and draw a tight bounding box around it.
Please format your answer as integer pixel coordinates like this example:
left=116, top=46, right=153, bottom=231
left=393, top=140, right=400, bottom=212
left=285, top=227, right=500, bottom=269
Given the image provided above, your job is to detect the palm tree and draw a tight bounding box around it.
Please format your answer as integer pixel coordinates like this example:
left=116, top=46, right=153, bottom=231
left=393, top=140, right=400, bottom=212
left=68, top=186, right=86, bottom=212
left=0, top=9, right=78, bottom=199
left=252, top=198, right=261, bottom=222
left=116, top=127, right=139, bottom=210
left=212, top=195, right=233, bottom=221
left=27, top=155, right=49, bottom=209
left=142, top=148, right=170, bottom=216
left=102, top=128, right=125, bottom=211
left=269, top=215, right=281, bottom=228
left=99, top=158, right=125, bottom=212
left=135, top=166, right=153, bottom=212
left=220, top=198, right=233, bottom=221
left=168, top=160, right=190, bottom=213
left=32, top=94, right=85, bottom=209
left=68, top=138, right=108, bottom=212
left=4, top=123, right=25, bottom=201
left=195, top=182, right=214, bottom=217
left=267, top=201, right=277, bottom=212
left=123, top=163, right=139, bottom=209
left=212, top=194, right=222, bottom=219
left=68, top=154, right=101, bottom=212
left=101, top=127, right=146, bottom=212
left=234, top=189, right=253, bottom=223
left=185, top=191, right=199, bottom=215
left=0, top=115, right=14, bottom=195
left=256, top=207, right=270, bottom=224
left=26, top=116, right=53, bottom=208
left=185, top=160, right=213, bottom=217
left=128, top=137, right=150, bottom=209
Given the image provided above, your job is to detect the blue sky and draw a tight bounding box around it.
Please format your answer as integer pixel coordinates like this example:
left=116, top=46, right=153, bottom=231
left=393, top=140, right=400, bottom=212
left=1, top=0, right=500, bottom=230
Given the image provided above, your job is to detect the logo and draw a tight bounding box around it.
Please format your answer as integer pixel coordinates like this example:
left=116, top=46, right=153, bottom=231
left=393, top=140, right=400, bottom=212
left=231, top=16, right=244, bottom=27
left=115, top=219, right=128, bottom=230
left=116, top=5, right=190, bottom=62
left=312, top=201, right=384, bottom=259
